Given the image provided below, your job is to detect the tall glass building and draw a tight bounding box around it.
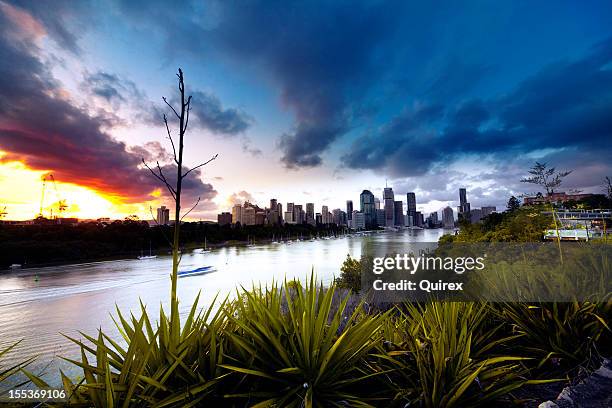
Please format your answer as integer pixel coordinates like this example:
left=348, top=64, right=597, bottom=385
left=359, top=190, right=376, bottom=228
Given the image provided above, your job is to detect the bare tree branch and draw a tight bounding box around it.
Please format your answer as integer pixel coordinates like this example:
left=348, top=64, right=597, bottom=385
left=141, top=158, right=177, bottom=200
left=180, top=197, right=201, bottom=221
left=163, top=114, right=179, bottom=165
left=182, top=154, right=219, bottom=180
left=162, top=96, right=180, bottom=119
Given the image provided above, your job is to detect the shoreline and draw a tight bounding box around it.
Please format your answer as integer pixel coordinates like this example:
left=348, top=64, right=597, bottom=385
left=0, top=228, right=397, bottom=271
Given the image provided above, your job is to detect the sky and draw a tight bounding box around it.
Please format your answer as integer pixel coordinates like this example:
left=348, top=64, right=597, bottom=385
left=0, top=0, right=611, bottom=221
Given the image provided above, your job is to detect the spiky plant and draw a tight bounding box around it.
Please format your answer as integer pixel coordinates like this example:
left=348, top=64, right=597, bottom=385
left=25, top=294, right=230, bottom=407
left=384, top=302, right=543, bottom=408
left=498, top=301, right=611, bottom=371
left=221, top=275, right=389, bottom=407
left=0, top=340, right=35, bottom=396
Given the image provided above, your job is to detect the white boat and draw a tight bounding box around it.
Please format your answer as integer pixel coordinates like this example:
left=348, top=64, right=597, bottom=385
left=9, top=264, right=22, bottom=269
left=138, top=241, right=157, bottom=260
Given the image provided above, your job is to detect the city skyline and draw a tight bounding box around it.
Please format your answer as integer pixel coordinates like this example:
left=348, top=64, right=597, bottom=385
left=1, top=1, right=611, bottom=221
left=222, top=186, right=500, bottom=229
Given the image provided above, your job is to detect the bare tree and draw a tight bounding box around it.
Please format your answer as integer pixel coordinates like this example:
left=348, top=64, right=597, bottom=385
left=142, top=69, right=217, bottom=341
left=604, top=176, right=612, bottom=201
left=520, top=162, right=572, bottom=196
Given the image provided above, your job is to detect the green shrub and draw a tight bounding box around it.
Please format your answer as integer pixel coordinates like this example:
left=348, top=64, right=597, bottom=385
left=498, top=301, right=611, bottom=371
left=334, top=254, right=362, bottom=292
left=221, top=275, right=389, bottom=407
left=383, top=302, right=540, bottom=408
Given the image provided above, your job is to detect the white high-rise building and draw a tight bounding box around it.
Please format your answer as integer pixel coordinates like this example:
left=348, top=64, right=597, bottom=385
left=231, top=204, right=243, bottom=225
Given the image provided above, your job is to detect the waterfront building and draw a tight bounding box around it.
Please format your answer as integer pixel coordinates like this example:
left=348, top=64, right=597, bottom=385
left=332, top=209, right=346, bottom=226
left=231, top=204, right=243, bottom=225
left=394, top=200, right=404, bottom=226
left=414, top=211, right=424, bottom=227
left=294, top=204, right=304, bottom=224
left=306, top=203, right=315, bottom=225
left=359, top=190, right=376, bottom=228
left=383, top=187, right=395, bottom=227
left=406, top=192, right=416, bottom=220
left=442, top=206, right=454, bottom=228
left=458, top=188, right=471, bottom=222
left=346, top=200, right=353, bottom=220
left=156, top=206, right=170, bottom=225
left=243, top=206, right=256, bottom=225
left=217, top=212, right=232, bottom=226
left=376, top=209, right=385, bottom=226
left=321, top=205, right=331, bottom=224
left=351, top=211, right=365, bottom=230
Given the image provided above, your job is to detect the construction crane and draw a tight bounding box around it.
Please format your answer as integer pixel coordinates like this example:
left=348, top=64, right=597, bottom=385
left=38, top=174, right=68, bottom=219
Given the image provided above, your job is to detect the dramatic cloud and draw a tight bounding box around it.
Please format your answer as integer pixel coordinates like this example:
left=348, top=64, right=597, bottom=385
left=342, top=39, right=612, bottom=186
left=0, top=3, right=216, bottom=207
left=186, top=90, right=252, bottom=136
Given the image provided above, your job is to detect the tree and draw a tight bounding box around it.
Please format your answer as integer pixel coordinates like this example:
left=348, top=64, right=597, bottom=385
left=604, top=176, right=612, bottom=201
left=520, top=162, right=572, bottom=196
left=142, top=69, right=217, bottom=343
left=506, top=196, right=520, bottom=212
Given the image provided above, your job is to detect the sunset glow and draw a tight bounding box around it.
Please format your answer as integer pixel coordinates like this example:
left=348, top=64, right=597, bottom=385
left=0, top=158, right=156, bottom=221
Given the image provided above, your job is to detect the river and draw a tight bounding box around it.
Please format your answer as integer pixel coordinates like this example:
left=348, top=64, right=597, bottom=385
left=0, top=228, right=444, bottom=386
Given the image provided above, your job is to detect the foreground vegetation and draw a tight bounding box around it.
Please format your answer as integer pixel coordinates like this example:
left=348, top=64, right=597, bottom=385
left=1, top=275, right=609, bottom=407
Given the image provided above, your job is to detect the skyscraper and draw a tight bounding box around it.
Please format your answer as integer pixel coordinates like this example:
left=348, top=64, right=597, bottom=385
left=458, top=188, right=471, bottom=222
left=374, top=197, right=381, bottom=210
left=306, top=203, right=315, bottom=225
left=294, top=204, right=304, bottom=224
left=231, top=204, right=243, bottom=225
left=406, top=192, right=416, bottom=219
left=269, top=199, right=278, bottom=211
left=442, top=206, right=454, bottom=228
left=346, top=200, right=353, bottom=220
left=359, top=190, right=376, bottom=228
left=376, top=209, right=385, bottom=226
left=383, top=187, right=395, bottom=227
left=394, top=201, right=404, bottom=226
left=156, top=206, right=170, bottom=225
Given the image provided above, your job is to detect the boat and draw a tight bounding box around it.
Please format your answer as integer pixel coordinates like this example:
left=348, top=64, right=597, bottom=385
left=178, top=265, right=217, bottom=277
left=193, top=237, right=211, bottom=253
left=138, top=241, right=157, bottom=260
left=9, top=264, right=22, bottom=269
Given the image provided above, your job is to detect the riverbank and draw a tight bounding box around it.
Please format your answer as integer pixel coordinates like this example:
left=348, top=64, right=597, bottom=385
left=0, top=228, right=390, bottom=271
left=0, top=220, right=372, bottom=268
